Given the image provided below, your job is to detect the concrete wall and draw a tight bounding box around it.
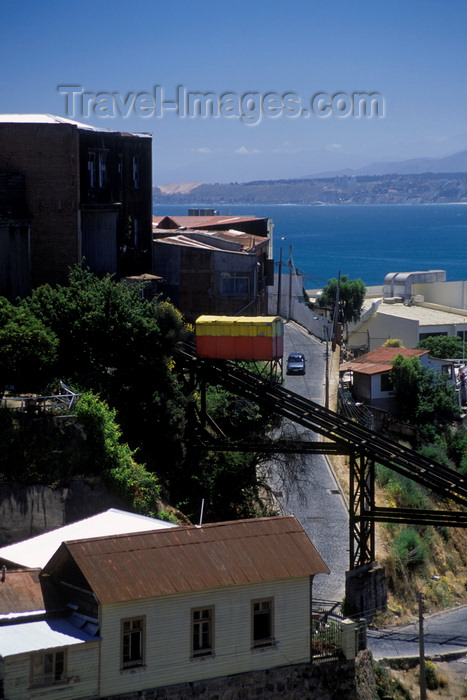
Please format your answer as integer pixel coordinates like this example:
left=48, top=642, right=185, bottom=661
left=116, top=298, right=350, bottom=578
left=347, top=312, right=419, bottom=351
left=413, top=279, right=467, bottom=309
left=0, top=481, right=129, bottom=547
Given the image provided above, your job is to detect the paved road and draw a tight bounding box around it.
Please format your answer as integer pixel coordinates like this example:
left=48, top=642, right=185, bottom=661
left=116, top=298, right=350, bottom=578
left=270, top=322, right=467, bottom=661
left=267, top=321, right=349, bottom=602
left=368, top=605, right=467, bottom=660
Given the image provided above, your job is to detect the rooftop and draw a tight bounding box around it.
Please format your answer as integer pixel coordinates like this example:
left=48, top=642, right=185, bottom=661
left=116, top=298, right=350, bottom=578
left=0, top=113, right=151, bottom=137
left=46, top=515, right=329, bottom=605
left=376, top=300, right=467, bottom=327
left=0, top=508, right=177, bottom=569
left=153, top=229, right=267, bottom=253
left=0, top=618, right=98, bottom=658
left=340, top=347, right=429, bottom=375
left=153, top=214, right=267, bottom=230
left=0, top=569, right=45, bottom=616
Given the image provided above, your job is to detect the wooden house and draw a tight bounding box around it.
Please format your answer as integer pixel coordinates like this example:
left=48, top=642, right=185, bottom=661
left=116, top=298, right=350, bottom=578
left=0, top=516, right=329, bottom=699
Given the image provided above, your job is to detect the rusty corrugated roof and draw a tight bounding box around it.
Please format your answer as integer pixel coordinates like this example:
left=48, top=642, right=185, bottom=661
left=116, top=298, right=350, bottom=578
left=340, top=347, right=428, bottom=376
left=0, top=569, right=45, bottom=614
left=47, top=516, right=329, bottom=605
left=152, top=228, right=267, bottom=252
left=152, top=215, right=265, bottom=230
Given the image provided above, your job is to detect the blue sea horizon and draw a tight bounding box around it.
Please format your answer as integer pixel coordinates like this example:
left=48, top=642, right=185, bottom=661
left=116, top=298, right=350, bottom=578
left=153, top=203, right=467, bottom=289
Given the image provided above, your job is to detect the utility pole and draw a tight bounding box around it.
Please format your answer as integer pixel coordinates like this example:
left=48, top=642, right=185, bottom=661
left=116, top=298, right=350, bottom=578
left=418, top=575, right=439, bottom=700
left=276, top=248, right=283, bottom=317
left=324, top=325, right=329, bottom=410
left=418, top=591, right=426, bottom=700
left=287, top=245, right=293, bottom=321
left=331, top=270, right=341, bottom=352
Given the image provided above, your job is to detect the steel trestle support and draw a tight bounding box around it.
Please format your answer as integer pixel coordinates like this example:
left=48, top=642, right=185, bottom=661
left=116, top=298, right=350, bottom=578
left=349, top=451, right=376, bottom=569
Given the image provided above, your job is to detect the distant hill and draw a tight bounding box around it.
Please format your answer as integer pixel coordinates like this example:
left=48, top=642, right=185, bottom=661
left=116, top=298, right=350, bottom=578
left=308, top=149, right=467, bottom=178
left=158, top=182, right=203, bottom=194
left=153, top=170, right=467, bottom=206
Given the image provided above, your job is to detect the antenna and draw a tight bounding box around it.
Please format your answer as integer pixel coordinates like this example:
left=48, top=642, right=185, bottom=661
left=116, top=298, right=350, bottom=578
left=198, top=499, right=205, bottom=527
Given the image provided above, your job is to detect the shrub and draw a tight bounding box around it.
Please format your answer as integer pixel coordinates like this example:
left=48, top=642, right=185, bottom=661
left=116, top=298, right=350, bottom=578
left=393, top=528, right=428, bottom=570
left=75, top=392, right=161, bottom=516
left=419, top=660, right=447, bottom=690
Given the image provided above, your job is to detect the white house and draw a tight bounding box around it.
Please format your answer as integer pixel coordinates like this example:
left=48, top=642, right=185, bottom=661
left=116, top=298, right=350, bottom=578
left=340, top=346, right=457, bottom=414
left=0, top=515, right=330, bottom=699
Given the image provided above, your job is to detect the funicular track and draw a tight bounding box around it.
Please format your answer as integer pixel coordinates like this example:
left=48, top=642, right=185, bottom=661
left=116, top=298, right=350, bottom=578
left=176, top=342, right=467, bottom=569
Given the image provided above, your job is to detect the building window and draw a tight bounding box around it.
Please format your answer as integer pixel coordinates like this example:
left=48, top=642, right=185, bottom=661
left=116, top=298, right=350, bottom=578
left=98, top=152, right=108, bottom=189
left=133, top=218, right=139, bottom=247
left=121, top=617, right=145, bottom=668
left=88, top=151, right=96, bottom=189
left=31, top=649, right=66, bottom=687
left=117, top=153, right=123, bottom=186
left=220, top=272, right=249, bottom=296
left=252, top=598, right=274, bottom=648
left=419, top=332, right=447, bottom=340
left=88, top=150, right=108, bottom=189
left=132, top=156, right=140, bottom=189
left=441, top=364, right=453, bottom=379
left=380, top=372, right=393, bottom=392
left=192, top=607, right=214, bottom=657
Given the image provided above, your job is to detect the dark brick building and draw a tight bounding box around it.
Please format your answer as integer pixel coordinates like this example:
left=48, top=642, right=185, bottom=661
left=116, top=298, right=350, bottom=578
left=0, top=114, right=152, bottom=297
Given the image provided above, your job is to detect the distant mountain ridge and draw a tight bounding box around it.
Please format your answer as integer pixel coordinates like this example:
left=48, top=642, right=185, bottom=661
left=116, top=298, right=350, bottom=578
left=153, top=149, right=467, bottom=205
left=308, top=149, right=467, bottom=178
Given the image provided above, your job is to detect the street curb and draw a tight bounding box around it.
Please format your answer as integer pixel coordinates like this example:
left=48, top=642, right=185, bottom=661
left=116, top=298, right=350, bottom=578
left=372, top=649, right=467, bottom=663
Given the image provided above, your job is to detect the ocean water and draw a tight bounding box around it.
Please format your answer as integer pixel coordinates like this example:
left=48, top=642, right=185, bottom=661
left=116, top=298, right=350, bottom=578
left=153, top=203, right=467, bottom=288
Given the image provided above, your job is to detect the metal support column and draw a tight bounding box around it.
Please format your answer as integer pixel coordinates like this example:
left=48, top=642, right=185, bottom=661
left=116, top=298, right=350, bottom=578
left=349, top=450, right=376, bottom=569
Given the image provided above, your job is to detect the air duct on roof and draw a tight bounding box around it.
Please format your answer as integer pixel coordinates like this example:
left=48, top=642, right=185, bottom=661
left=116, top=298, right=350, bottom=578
left=383, top=270, right=446, bottom=301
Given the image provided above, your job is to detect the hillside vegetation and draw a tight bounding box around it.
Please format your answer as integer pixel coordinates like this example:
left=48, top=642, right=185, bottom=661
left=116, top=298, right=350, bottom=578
left=0, top=265, right=276, bottom=524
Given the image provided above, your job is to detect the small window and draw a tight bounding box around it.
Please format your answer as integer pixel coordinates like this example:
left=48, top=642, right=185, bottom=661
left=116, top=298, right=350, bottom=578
left=252, top=598, right=274, bottom=648
left=133, top=218, right=139, bottom=247
left=192, top=607, right=214, bottom=657
left=98, top=152, right=107, bottom=188
left=220, top=272, right=249, bottom=296
left=132, top=156, right=140, bottom=189
left=88, top=151, right=96, bottom=189
left=419, top=332, right=447, bottom=340
left=31, top=649, right=66, bottom=687
left=121, top=617, right=145, bottom=668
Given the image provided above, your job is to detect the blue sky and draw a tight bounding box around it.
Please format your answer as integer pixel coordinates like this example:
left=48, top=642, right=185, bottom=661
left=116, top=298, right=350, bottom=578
left=2, top=0, right=467, bottom=184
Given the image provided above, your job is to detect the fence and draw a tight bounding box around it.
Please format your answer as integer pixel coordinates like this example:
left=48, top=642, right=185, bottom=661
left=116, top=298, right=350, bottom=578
left=1, top=382, right=80, bottom=414
left=311, top=605, right=366, bottom=662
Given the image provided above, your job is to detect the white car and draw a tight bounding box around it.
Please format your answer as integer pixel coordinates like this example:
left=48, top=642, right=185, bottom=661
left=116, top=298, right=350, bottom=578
left=286, top=352, right=306, bottom=375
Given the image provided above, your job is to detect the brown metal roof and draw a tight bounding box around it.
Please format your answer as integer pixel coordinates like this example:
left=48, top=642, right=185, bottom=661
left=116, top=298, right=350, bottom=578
left=0, top=569, right=45, bottom=614
left=47, top=516, right=329, bottom=605
left=340, top=347, right=429, bottom=376
left=153, top=228, right=267, bottom=252
left=152, top=215, right=266, bottom=230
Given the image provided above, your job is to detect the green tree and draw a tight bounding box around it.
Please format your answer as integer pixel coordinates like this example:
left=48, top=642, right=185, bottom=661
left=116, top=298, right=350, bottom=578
left=317, top=275, right=366, bottom=327
left=390, top=354, right=458, bottom=432
left=75, top=392, right=161, bottom=516
left=417, top=334, right=464, bottom=358
left=0, top=298, right=58, bottom=394
left=22, top=264, right=189, bottom=476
